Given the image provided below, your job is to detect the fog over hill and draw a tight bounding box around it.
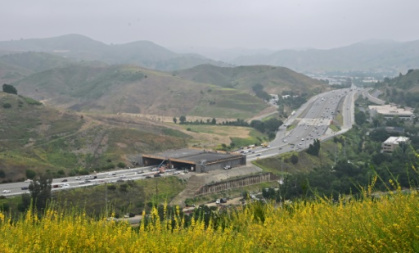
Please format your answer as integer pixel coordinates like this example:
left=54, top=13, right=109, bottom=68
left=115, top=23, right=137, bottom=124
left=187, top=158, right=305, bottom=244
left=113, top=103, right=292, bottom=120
left=227, top=40, right=419, bottom=76
left=2, top=35, right=418, bottom=77
left=0, top=34, right=229, bottom=71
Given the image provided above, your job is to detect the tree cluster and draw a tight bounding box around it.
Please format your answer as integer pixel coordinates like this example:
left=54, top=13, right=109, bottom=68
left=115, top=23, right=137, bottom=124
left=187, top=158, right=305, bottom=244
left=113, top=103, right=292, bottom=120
left=306, top=139, right=320, bottom=156
left=250, top=118, right=283, bottom=139
left=2, top=84, right=17, bottom=95
left=252, top=83, right=271, bottom=101
left=175, top=115, right=282, bottom=139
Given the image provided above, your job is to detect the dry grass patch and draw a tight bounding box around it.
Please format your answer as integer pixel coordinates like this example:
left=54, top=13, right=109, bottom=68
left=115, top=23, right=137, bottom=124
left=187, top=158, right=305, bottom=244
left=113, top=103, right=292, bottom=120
left=175, top=125, right=253, bottom=148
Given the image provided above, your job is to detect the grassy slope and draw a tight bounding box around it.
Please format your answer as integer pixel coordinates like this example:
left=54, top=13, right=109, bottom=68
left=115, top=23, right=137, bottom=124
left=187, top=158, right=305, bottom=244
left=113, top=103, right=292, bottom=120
left=177, top=64, right=328, bottom=95
left=12, top=64, right=268, bottom=118
left=375, top=69, right=419, bottom=107
left=0, top=92, right=190, bottom=182
left=53, top=176, right=186, bottom=217
left=0, top=52, right=75, bottom=84
left=173, top=124, right=267, bottom=149
left=253, top=135, right=349, bottom=175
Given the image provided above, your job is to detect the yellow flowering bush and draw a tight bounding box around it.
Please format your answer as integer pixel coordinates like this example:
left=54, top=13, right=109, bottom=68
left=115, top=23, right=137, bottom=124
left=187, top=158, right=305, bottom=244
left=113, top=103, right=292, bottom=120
left=0, top=190, right=417, bottom=252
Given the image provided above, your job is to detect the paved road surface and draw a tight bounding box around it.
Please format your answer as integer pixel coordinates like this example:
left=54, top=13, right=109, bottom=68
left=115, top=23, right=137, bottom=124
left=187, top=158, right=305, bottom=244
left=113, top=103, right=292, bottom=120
left=1, top=87, right=363, bottom=196
left=246, top=87, right=360, bottom=161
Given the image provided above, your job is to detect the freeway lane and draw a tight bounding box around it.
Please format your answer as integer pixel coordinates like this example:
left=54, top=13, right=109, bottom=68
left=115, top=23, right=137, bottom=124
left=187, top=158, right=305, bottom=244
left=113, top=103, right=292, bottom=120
left=247, top=87, right=360, bottom=161
left=1, top=87, right=361, bottom=196
left=0, top=166, right=186, bottom=197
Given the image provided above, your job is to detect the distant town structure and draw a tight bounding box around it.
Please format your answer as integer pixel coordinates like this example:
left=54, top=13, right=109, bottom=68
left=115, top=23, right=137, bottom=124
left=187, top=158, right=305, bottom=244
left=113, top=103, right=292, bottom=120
left=142, top=148, right=246, bottom=173
left=381, top=136, right=410, bottom=153
left=369, top=104, right=414, bottom=121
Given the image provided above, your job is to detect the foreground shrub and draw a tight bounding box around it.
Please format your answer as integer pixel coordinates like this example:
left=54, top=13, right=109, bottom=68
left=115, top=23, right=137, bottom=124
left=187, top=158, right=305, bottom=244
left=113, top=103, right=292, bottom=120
left=0, top=190, right=418, bottom=252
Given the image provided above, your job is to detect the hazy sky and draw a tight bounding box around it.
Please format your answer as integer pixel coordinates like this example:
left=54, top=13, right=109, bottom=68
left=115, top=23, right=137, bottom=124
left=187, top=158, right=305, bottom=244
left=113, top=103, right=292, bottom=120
left=2, top=0, right=418, bottom=50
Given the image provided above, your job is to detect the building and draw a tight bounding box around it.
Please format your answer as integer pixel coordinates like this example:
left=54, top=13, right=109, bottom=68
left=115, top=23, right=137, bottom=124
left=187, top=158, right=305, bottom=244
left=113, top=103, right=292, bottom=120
left=142, top=148, right=246, bottom=173
left=369, top=104, right=414, bottom=121
left=381, top=136, right=410, bottom=153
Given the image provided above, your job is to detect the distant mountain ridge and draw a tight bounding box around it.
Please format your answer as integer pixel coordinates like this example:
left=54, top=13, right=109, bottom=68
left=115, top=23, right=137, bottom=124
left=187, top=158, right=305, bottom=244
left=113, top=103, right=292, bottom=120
left=231, top=40, right=419, bottom=75
left=0, top=34, right=229, bottom=71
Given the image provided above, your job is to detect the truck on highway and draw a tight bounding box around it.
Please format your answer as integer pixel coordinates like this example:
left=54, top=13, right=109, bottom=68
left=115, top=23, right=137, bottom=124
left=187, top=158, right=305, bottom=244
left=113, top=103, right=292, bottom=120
left=261, top=143, right=270, bottom=148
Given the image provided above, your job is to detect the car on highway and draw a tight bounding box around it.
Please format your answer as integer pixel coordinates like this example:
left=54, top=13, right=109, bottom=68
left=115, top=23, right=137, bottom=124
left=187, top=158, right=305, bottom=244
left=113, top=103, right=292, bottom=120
left=61, top=179, right=68, bottom=182
left=21, top=186, right=29, bottom=190
left=2, top=190, right=11, bottom=193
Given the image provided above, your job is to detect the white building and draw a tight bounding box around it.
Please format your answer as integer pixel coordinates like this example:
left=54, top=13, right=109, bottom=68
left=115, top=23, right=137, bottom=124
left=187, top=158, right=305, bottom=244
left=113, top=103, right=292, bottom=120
left=369, top=104, right=414, bottom=121
left=381, top=136, right=410, bottom=153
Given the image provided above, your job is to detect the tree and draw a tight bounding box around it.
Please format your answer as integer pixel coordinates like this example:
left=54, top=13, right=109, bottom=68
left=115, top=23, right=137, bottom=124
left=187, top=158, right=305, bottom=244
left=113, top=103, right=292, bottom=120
left=306, top=139, right=321, bottom=156
left=173, top=117, right=177, bottom=124
left=179, top=115, right=186, bottom=124
left=355, top=111, right=366, bottom=125
left=2, top=84, right=17, bottom=95
left=29, top=174, right=52, bottom=211
left=211, top=118, right=216, bottom=125
left=250, top=120, right=265, bottom=133
left=25, top=169, right=36, bottom=179
left=290, top=154, right=299, bottom=164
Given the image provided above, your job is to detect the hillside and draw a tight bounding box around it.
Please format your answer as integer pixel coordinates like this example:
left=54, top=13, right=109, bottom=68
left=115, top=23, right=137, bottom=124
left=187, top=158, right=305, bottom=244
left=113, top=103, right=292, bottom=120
left=0, top=52, right=76, bottom=84
left=374, top=69, right=419, bottom=107
left=0, top=92, right=190, bottom=182
left=177, top=64, right=328, bottom=95
left=0, top=34, right=228, bottom=71
left=231, top=40, right=419, bottom=76
left=12, top=64, right=269, bottom=118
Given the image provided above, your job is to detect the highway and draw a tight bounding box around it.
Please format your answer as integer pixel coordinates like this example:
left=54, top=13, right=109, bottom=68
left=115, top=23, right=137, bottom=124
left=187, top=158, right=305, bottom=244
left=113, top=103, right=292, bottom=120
left=0, top=166, right=184, bottom=197
left=361, top=88, right=385, bottom=105
left=246, top=87, right=360, bottom=161
left=1, top=87, right=362, bottom=196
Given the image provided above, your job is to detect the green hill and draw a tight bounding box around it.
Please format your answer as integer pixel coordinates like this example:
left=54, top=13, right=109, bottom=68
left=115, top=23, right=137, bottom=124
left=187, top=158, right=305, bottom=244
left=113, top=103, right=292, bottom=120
left=0, top=60, right=31, bottom=85
left=0, top=92, right=189, bottom=182
left=0, top=52, right=73, bottom=73
left=0, top=52, right=75, bottom=84
left=12, top=64, right=269, bottom=118
left=374, top=69, right=419, bottom=107
left=177, top=64, right=328, bottom=95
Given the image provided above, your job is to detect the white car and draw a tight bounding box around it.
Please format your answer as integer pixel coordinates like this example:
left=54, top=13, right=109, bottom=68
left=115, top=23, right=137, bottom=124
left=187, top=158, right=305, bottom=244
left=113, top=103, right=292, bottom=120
left=2, top=190, right=11, bottom=193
